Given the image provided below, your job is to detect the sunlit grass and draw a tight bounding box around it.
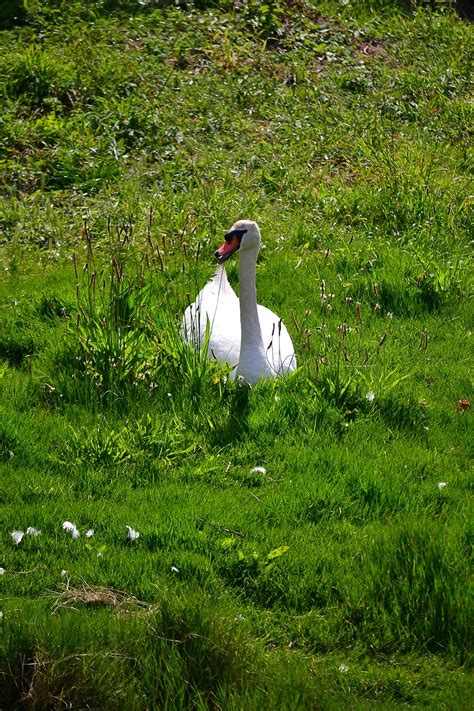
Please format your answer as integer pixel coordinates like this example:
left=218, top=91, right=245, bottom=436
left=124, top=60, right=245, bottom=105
left=0, top=0, right=472, bottom=707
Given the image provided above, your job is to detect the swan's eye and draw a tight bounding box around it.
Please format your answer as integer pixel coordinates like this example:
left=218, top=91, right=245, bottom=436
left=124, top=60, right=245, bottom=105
left=224, top=229, right=247, bottom=244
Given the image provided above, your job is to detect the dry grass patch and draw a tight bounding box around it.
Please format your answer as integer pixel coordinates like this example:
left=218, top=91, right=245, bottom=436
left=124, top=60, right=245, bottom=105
left=50, top=580, right=151, bottom=614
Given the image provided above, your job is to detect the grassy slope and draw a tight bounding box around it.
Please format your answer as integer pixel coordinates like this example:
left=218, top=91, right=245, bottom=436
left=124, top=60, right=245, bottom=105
left=0, top=1, right=473, bottom=708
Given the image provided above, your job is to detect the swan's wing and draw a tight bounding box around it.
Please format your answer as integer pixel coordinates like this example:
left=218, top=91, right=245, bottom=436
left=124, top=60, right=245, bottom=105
left=257, top=304, right=297, bottom=375
left=182, top=266, right=241, bottom=369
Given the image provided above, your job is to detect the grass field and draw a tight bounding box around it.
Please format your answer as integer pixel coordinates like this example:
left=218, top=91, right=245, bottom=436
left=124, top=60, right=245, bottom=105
left=0, top=0, right=473, bottom=707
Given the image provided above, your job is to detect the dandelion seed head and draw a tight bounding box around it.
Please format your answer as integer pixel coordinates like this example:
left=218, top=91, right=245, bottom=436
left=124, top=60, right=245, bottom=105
left=366, top=391, right=375, bottom=403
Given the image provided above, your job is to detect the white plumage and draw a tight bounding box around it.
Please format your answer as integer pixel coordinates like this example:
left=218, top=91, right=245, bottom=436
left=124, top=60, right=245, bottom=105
left=181, top=220, right=296, bottom=385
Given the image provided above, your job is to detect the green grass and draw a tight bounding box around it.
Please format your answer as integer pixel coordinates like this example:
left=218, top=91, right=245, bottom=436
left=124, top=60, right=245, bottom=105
left=0, top=1, right=473, bottom=707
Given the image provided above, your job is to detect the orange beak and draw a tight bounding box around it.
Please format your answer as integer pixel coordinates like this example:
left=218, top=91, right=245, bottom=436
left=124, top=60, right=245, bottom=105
left=215, top=234, right=240, bottom=264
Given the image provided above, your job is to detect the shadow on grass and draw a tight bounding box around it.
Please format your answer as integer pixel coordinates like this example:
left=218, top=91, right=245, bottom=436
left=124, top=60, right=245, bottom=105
left=209, top=383, right=252, bottom=447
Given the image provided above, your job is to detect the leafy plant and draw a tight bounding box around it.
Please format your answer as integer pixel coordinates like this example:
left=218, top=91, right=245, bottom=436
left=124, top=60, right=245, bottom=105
left=5, top=45, right=76, bottom=108
left=219, top=540, right=290, bottom=592
left=414, top=252, right=464, bottom=310
left=241, top=0, right=285, bottom=40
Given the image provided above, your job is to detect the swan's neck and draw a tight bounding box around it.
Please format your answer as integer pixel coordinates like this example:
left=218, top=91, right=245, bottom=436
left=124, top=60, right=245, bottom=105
left=237, top=248, right=270, bottom=383
left=239, top=249, right=261, bottom=344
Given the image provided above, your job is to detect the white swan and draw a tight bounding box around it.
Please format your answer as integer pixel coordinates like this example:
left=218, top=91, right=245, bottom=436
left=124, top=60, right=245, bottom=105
left=181, top=220, right=296, bottom=385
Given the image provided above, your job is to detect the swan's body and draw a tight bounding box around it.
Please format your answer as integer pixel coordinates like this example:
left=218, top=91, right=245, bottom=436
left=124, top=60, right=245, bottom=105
left=181, top=220, right=296, bottom=384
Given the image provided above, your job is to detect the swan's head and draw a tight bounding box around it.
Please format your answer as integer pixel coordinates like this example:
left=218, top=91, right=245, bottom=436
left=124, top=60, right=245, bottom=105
left=215, top=220, right=261, bottom=264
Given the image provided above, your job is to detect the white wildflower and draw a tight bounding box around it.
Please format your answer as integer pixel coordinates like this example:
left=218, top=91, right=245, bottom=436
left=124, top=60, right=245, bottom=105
left=438, top=482, right=447, bottom=490
left=171, top=566, right=179, bottom=574
left=126, top=526, right=140, bottom=541
left=71, top=527, right=80, bottom=539
left=251, top=466, right=267, bottom=475
left=366, top=391, right=375, bottom=403
left=0, top=567, right=5, bottom=575
left=26, top=527, right=41, bottom=536
left=339, top=663, right=349, bottom=674
left=85, top=529, right=95, bottom=538
left=11, top=530, right=24, bottom=545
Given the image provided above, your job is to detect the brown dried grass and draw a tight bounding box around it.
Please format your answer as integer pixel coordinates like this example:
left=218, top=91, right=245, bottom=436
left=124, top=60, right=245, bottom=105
left=49, top=580, right=151, bottom=614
